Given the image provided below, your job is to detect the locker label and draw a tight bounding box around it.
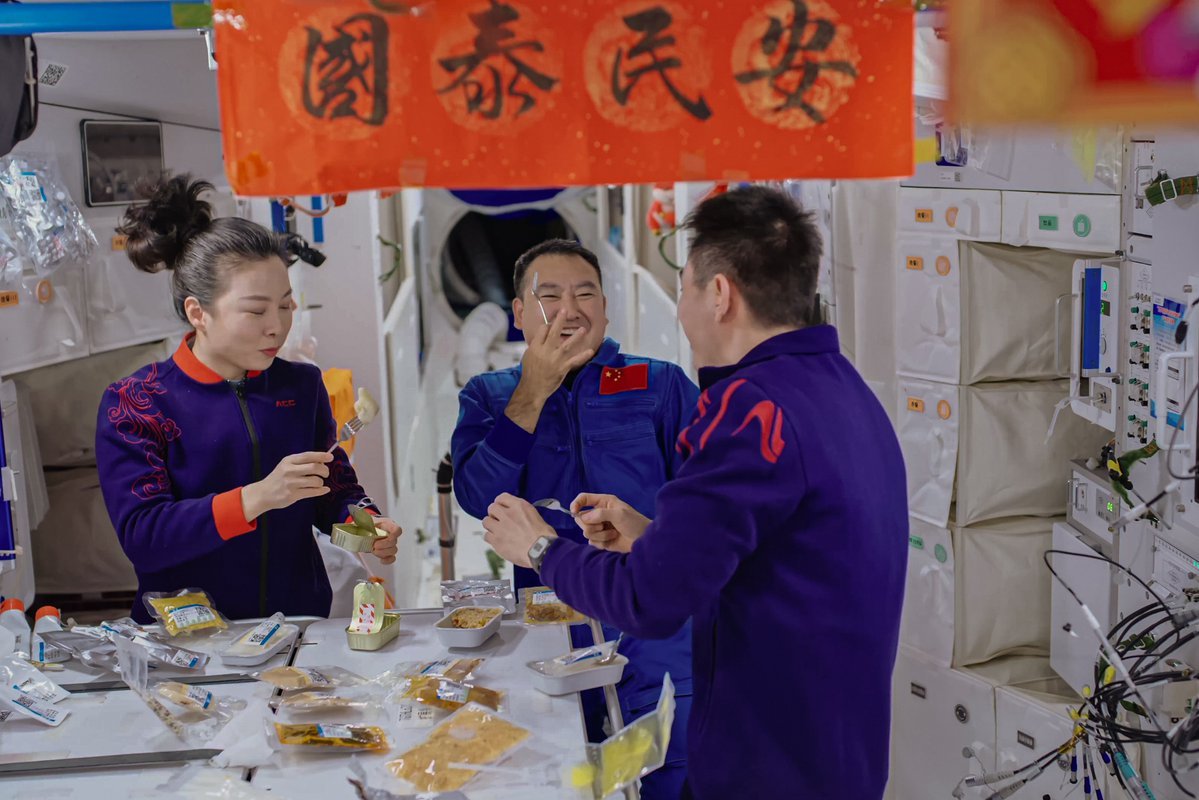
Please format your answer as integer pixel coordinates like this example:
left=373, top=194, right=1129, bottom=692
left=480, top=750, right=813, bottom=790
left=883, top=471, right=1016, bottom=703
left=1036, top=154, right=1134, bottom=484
left=1017, top=730, right=1036, bottom=750
left=0, top=291, right=17, bottom=309
left=906, top=397, right=925, bottom=413
left=915, top=208, right=934, bottom=223
left=909, top=682, right=926, bottom=699
left=906, top=256, right=924, bottom=271
left=1038, top=215, right=1060, bottom=231
left=111, top=234, right=128, bottom=251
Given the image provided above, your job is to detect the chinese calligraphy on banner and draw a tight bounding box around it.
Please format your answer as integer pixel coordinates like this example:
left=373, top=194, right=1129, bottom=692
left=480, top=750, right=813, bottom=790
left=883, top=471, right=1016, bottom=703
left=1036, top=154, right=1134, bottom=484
left=215, top=0, right=912, bottom=194
left=952, top=0, right=1199, bottom=124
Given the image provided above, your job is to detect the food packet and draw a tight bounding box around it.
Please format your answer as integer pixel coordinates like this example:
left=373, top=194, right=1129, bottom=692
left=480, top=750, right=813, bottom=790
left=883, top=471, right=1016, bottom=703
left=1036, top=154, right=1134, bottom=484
left=38, top=627, right=119, bottom=670
left=273, top=721, right=390, bottom=752
left=399, top=675, right=505, bottom=714
left=0, top=683, right=70, bottom=726
left=143, top=588, right=228, bottom=636
left=101, top=618, right=210, bottom=670
left=442, top=606, right=502, bottom=630
left=154, top=681, right=247, bottom=718
left=521, top=587, right=587, bottom=626
left=387, top=703, right=531, bottom=792
left=411, top=658, right=485, bottom=683
left=220, top=614, right=299, bottom=666
left=442, top=579, right=516, bottom=615
left=114, top=637, right=229, bottom=745
left=275, top=690, right=376, bottom=714
left=0, top=652, right=71, bottom=703
left=572, top=675, right=676, bottom=798
left=251, top=665, right=367, bottom=692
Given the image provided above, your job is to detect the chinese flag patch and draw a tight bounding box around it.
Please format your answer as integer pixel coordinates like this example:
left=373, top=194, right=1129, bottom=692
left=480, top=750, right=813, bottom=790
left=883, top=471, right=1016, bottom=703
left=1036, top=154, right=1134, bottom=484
left=600, top=363, right=649, bottom=395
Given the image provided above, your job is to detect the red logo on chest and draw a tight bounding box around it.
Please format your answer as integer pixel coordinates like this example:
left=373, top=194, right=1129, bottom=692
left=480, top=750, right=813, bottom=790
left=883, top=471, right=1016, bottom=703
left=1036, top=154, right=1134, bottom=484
left=276, top=399, right=296, bottom=408
left=599, top=363, right=649, bottom=395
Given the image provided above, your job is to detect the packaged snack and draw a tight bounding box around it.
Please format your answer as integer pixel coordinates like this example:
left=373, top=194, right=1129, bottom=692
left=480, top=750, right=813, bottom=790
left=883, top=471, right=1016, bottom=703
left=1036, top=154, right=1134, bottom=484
left=274, top=721, right=390, bottom=752
left=143, top=589, right=228, bottom=637
left=400, top=675, right=504, bottom=713
left=155, top=681, right=247, bottom=717
left=387, top=704, right=531, bottom=792
left=220, top=614, right=299, bottom=666
left=251, top=665, right=366, bottom=692
left=441, top=579, right=517, bottom=615
left=521, top=587, right=587, bottom=626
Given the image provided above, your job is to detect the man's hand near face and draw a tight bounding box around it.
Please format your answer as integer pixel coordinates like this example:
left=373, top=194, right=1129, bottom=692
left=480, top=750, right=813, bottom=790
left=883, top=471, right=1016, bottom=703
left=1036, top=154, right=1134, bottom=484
left=505, top=309, right=596, bottom=433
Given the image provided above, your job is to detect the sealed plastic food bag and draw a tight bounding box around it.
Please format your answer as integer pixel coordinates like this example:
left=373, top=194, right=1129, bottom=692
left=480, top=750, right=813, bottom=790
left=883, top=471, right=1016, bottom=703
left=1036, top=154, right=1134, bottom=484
left=0, top=154, right=97, bottom=276
left=100, top=618, right=209, bottom=670
left=273, top=721, right=390, bottom=752
left=572, top=675, right=676, bottom=798
left=411, top=658, right=485, bottom=683
left=399, top=675, right=504, bottom=713
left=114, top=636, right=229, bottom=745
left=442, top=579, right=516, bottom=615
left=144, top=588, right=228, bottom=636
left=0, top=652, right=71, bottom=704
left=387, top=703, right=531, bottom=792
left=155, top=681, right=247, bottom=718
left=38, top=627, right=118, bottom=671
left=0, top=684, right=70, bottom=726
left=276, top=689, right=376, bottom=714
left=220, top=613, right=298, bottom=666
left=251, top=665, right=366, bottom=692
left=521, top=586, right=586, bottom=626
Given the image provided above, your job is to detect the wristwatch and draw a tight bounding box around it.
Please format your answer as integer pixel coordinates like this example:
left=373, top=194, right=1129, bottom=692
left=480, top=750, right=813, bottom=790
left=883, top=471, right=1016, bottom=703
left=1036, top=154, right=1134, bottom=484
left=528, top=535, right=557, bottom=573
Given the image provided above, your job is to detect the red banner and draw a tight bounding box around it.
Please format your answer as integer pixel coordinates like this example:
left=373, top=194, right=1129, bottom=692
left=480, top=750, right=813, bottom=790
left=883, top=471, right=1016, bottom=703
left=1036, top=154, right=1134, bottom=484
left=212, top=0, right=913, bottom=194
left=952, top=0, right=1199, bottom=124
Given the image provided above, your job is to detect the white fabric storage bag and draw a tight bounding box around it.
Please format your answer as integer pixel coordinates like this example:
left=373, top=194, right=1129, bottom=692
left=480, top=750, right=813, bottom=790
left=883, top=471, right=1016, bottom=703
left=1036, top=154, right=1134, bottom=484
left=952, top=516, right=1058, bottom=667
left=898, top=378, right=1109, bottom=527
left=31, top=467, right=137, bottom=594
left=895, top=240, right=1078, bottom=385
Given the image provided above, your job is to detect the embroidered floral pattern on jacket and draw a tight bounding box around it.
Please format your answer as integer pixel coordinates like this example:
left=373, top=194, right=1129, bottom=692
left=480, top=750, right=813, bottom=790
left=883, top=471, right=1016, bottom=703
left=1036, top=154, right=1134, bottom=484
left=106, top=364, right=182, bottom=499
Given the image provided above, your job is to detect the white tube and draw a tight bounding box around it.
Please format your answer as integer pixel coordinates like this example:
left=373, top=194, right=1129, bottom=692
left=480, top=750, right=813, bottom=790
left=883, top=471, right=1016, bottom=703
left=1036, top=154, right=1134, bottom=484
left=455, top=302, right=509, bottom=387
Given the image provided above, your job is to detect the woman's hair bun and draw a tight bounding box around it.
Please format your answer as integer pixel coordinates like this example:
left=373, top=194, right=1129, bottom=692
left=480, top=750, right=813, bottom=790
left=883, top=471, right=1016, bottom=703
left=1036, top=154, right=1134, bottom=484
left=116, top=174, right=214, bottom=274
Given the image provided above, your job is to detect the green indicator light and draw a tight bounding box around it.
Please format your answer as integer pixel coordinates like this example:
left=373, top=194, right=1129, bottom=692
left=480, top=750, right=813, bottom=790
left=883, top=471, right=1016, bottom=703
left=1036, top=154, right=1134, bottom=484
left=1107, top=502, right=1115, bottom=513
left=1102, top=280, right=1109, bottom=291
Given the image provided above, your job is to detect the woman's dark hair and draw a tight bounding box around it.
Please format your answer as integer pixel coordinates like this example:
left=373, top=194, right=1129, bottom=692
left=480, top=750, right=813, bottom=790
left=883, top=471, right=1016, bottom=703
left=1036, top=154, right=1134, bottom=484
left=116, top=174, right=291, bottom=322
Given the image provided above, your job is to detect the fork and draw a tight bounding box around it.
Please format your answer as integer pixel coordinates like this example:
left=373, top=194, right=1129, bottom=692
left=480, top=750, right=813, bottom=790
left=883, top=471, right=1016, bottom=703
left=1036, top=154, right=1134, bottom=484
left=328, top=416, right=365, bottom=453
left=533, top=498, right=577, bottom=517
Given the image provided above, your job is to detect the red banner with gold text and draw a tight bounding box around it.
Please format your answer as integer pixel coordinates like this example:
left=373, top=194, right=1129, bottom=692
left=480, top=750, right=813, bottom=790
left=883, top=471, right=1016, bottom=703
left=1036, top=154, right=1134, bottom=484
left=213, top=0, right=913, bottom=194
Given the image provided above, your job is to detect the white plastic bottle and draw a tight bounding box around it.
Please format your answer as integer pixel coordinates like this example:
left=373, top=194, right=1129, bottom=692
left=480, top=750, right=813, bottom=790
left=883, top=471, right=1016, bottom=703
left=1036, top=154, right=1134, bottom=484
left=0, top=599, right=30, bottom=656
left=31, top=606, right=68, bottom=663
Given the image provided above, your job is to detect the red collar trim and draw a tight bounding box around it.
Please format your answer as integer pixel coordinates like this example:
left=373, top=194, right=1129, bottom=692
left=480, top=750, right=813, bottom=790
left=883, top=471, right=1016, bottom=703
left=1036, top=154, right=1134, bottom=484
left=173, top=333, right=262, bottom=384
